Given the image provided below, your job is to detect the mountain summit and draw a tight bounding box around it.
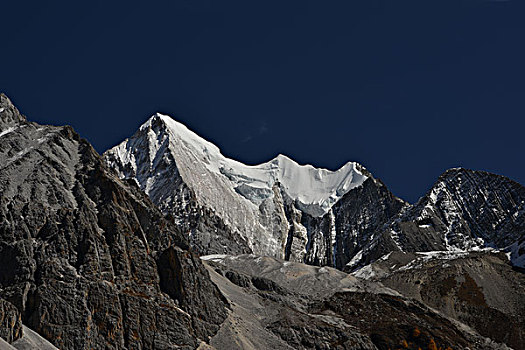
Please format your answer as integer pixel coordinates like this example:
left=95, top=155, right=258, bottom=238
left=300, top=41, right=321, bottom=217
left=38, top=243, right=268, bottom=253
left=104, top=113, right=407, bottom=268
left=107, top=113, right=368, bottom=217
left=0, top=94, right=26, bottom=130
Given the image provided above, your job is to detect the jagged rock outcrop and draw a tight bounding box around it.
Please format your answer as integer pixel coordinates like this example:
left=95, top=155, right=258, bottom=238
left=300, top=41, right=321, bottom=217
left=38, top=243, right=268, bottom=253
left=0, top=94, right=228, bottom=349
left=398, top=168, right=525, bottom=252
left=349, top=168, right=525, bottom=269
left=296, top=176, right=407, bottom=270
left=0, top=299, right=22, bottom=344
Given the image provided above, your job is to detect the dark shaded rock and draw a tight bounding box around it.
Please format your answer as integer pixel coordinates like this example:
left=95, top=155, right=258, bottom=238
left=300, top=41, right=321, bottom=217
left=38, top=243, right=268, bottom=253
left=224, top=271, right=251, bottom=288
left=331, top=177, right=407, bottom=270
left=281, top=175, right=407, bottom=270
left=266, top=307, right=377, bottom=350
left=0, top=299, right=22, bottom=344
left=251, top=276, right=284, bottom=293
left=311, top=292, right=471, bottom=350
left=158, top=247, right=229, bottom=340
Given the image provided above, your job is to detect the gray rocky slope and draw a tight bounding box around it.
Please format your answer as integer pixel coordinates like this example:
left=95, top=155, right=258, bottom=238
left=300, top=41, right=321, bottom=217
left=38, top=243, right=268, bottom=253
left=355, top=251, right=525, bottom=349
left=199, top=254, right=509, bottom=350
left=0, top=94, right=228, bottom=349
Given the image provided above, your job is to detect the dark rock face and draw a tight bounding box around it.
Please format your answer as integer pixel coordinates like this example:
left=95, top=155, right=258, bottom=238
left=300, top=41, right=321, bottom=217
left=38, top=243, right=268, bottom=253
left=265, top=306, right=378, bottom=350
left=0, top=94, right=227, bottom=349
left=332, top=177, right=407, bottom=269
left=157, top=247, right=229, bottom=339
left=396, top=168, right=525, bottom=252
left=348, top=168, right=525, bottom=269
left=292, top=177, right=407, bottom=270
left=263, top=172, right=409, bottom=272
left=264, top=175, right=408, bottom=271
left=0, top=299, right=22, bottom=344
left=311, top=292, right=472, bottom=350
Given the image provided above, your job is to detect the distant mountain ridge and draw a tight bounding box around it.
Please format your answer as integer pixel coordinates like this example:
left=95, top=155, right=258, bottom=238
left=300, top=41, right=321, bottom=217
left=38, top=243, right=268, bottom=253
left=104, top=113, right=525, bottom=270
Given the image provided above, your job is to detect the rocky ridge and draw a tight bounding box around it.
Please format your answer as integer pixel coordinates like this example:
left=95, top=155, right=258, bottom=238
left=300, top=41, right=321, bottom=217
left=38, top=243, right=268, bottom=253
left=348, top=168, right=525, bottom=270
left=0, top=94, right=228, bottom=349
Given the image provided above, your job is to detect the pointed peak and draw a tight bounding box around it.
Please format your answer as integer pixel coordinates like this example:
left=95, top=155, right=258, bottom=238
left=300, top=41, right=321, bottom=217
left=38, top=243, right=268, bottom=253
left=439, top=167, right=473, bottom=179
left=154, top=112, right=176, bottom=123
left=1, top=93, right=18, bottom=111
left=274, top=153, right=295, bottom=164
left=149, top=112, right=173, bottom=123
left=139, top=113, right=188, bottom=133
left=133, top=112, right=222, bottom=157
left=139, top=112, right=168, bottom=130
left=0, top=93, right=26, bottom=130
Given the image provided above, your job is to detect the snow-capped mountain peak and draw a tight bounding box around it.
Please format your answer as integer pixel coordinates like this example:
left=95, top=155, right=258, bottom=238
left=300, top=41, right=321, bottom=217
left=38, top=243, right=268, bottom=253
left=104, top=113, right=373, bottom=260
left=111, top=113, right=367, bottom=217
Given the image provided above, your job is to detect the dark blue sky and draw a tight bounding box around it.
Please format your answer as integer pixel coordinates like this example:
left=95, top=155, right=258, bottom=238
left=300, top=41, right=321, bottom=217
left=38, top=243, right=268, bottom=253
left=1, top=1, right=524, bottom=203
